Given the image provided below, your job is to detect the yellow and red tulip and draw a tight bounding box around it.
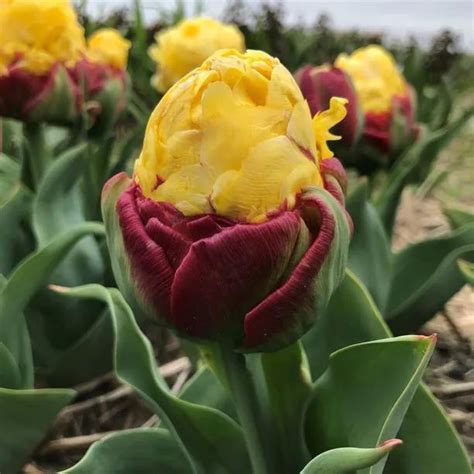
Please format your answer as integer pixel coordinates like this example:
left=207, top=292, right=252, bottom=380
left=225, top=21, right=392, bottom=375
left=294, top=65, right=363, bottom=148
left=335, top=45, right=418, bottom=153
left=148, top=17, right=245, bottom=93
left=72, top=28, right=131, bottom=131
left=103, top=50, right=351, bottom=351
left=0, top=0, right=85, bottom=123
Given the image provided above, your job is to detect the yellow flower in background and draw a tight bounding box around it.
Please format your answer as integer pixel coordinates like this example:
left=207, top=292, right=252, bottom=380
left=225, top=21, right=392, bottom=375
left=149, top=17, right=245, bottom=92
left=135, top=49, right=346, bottom=222
left=87, top=28, right=131, bottom=70
left=335, top=45, right=407, bottom=113
left=0, top=0, right=85, bottom=75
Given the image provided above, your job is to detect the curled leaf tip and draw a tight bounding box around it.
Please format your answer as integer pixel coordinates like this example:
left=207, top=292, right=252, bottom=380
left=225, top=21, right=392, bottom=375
left=48, top=284, right=70, bottom=293
left=379, top=438, right=403, bottom=450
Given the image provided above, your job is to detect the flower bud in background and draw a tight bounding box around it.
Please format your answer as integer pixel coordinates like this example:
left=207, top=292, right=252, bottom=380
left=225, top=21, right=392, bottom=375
left=148, top=17, right=245, bottom=93
left=72, top=28, right=131, bottom=133
left=0, top=0, right=84, bottom=123
left=295, top=65, right=363, bottom=148
left=335, top=45, right=418, bottom=153
left=103, top=49, right=351, bottom=351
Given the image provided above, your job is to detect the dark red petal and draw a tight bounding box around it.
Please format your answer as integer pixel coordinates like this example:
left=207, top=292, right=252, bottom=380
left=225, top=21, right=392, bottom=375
left=117, top=186, right=175, bottom=318
left=243, top=192, right=337, bottom=350
left=169, top=212, right=301, bottom=340
left=321, top=157, right=348, bottom=199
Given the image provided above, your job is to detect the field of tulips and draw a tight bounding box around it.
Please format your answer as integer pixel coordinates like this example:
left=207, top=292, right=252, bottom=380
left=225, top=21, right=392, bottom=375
left=1, top=0, right=474, bottom=472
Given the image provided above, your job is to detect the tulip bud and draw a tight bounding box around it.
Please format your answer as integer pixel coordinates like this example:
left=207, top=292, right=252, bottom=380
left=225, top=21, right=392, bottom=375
left=148, top=17, right=245, bottom=93
left=295, top=65, right=363, bottom=148
left=72, top=28, right=131, bottom=134
left=0, top=0, right=84, bottom=123
left=335, top=45, right=418, bottom=154
left=103, top=50, right=351, bottom=351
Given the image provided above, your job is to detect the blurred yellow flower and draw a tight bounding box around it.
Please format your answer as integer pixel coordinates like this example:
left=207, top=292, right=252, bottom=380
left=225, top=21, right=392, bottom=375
left=135, top=49, right=346, bottom=222
left=149, top=17, right=246, bottom=92
left=87, top=28, right=131, bottom=70
left=335, top=45, right=407, bottom=113
left=0, top=0, right=85, bottom=75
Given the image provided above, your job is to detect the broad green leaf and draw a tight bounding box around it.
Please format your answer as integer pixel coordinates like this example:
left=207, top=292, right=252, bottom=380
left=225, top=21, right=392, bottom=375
left=0, top=342, right=20, bottom=389
left=346, top=181, right=392, bottom=308
left=458, top=259, right=474, bottom=285
left=30, top=307, right=113, bottom=387
left=62, top=428, right=191, bottom=474
left=0, top=222, right=104, bottom=388
left=303, top=270, right=389, bottom=380
left=385, top=224, right=474, bottom=334
left=0, top=153, right=21, bottom=206
left=55, top=284, right=251, bottom=474
left=303, top=271, right=471, bottom=474
left=0, top=387, right=74, bottom=473
left=301, top=440, right=401, bottom=474
left=444, top=206, right=474, bottom=229
left=0, top=187, right=33, bottom=276
left=260, top=342, right=312, bottom=473
left=180, top=366, right=236, bottom=420
left=305, top=335, right=435, bottom=474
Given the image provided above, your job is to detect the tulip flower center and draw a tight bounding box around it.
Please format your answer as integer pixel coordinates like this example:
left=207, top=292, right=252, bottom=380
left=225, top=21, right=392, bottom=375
left=335, top=45, right=407, bottom=114
left=0, top=0, right=86, bottom=75
left=135, top=49, right=347, bottom=223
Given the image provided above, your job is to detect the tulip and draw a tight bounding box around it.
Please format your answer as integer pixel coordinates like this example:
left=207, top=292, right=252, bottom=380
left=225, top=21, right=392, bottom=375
left=148, top=17, right=245, bottom=93
left=295, top=65, right=363, bottom=148
left=335, top=45, right=418, bottom=153
left=103, top=49, right=351, bottom=351
left=0, top=0, right=84, bottom=123
left=72, top=28, right=131, bottom=132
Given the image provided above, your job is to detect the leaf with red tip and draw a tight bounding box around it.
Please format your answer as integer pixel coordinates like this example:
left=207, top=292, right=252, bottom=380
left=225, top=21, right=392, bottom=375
left=301, top=439, right=402, bottom=474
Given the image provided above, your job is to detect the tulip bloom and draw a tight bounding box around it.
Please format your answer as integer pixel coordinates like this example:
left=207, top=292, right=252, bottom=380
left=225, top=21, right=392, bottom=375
left=103, top=50, right=351, bottom=351
left=72, top=28, right=131, bottom=130
left=0, top=0, right=84, bottom=123
left=148, top=17, right=245, bottom=93
left=295, top=65, right=363, bottom=148
left=335, top=45, right=418, bottom=153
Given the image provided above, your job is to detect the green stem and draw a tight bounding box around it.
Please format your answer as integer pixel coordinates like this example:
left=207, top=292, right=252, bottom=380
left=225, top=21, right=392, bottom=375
left=23, top=122, right=50, bottom=190
left=219, top=345, right=270, bottom=474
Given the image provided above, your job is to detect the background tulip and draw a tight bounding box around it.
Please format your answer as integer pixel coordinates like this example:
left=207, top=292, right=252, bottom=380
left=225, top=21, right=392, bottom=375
left=0, top=0, right=85, bottom=123
left=335, top=45, right=419, bottom=153
left=294, top=65, right=364, bottom=148
left=72, top=28, right=131, bottom=133
left=148, top=17, right=245, bottom=92
left=103, top=49, right=351, bottom=351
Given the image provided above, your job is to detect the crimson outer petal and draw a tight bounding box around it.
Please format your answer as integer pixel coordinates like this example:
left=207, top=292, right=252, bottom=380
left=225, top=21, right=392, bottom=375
left=0, top=63, right=80, bottom=123
left=104, top=159, right=351, bottom=351
left=364, top=92, right=418, bottom=153
left=295, top=65, right=363, bottom=147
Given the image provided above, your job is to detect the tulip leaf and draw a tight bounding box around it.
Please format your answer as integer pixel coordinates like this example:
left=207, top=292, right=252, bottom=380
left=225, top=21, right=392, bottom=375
left=458, top=259, right=474, bottom=286
left=303, top=271, right=471, bottom=474
left=259, top=342, right=313, bottom=473
left=0, top=222, right=104, bottom=388
left=0, top=153, right=21, bottom=206
left=180, top=366, right=236, bottom=420
left=62, top=428, right=191, bottom=474
left=0, top=387, right=75, bottom=473
left=0, top=186, right=33, bottom=276
left=444, top=206, right=474, bottom=230
left=0, top=342, right=21, bottom=389
left=305, top=335, right=435, bottom=474
left=30, top=307, right=113, bottom=387
left=345, top=180, right=392, bottom=308
left=300, top=440, right=401, bottom=474
left=55, top=284, right=251, bottom=474
left=385, top=223, right=474, bottom=334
